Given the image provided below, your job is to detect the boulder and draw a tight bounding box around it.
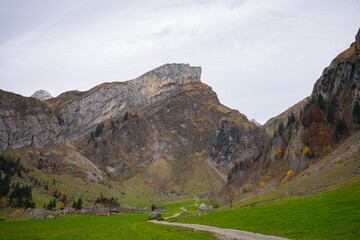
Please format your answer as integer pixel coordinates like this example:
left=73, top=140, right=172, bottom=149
left=148, top=211, right=161, bottom=220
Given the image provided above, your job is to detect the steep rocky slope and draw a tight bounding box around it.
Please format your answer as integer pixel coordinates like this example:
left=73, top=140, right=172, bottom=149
left=0, top=64, right=201, bottom=152
left=0, top=90, right=63, bottom=152
left=73, top=81, right=267, bottom=194
left=46, top=63, right=202, bottom=141
left=0, top=63, right=265, bottom=201
left=229, top=29, right=360, bottom=193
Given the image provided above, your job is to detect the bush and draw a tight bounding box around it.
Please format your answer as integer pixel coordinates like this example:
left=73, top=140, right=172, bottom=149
left=275, top=149, right=282, bottom=158
left=281, top=170, right=295, bottom=185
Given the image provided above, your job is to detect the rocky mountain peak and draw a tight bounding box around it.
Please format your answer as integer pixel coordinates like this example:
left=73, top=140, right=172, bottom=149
left=356, top=28, right=360, bottom=42
left=30, top=90, right=53, bottom=101
left=137, top=63, right=201, bottom=85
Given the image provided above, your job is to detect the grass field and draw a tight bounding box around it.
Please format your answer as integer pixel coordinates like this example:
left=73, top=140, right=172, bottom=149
left=176, top=182, right=360, bottom=239
left=0, top=214, right=216, bottom=240
left=136, top=199, right=210, bottom=218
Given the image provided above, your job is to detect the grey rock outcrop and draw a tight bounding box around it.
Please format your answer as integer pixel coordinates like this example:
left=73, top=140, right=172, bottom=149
left=356, top=28, right=360, bottom=42
left=0, top=63, right=201, bottom=152
left=0, top=90, right=64, bottom=152
left=49, top=63, right=201, bottom=141
left=30, top=90, right=53, bottom=101
left=148, top=211, right=161, bottom=220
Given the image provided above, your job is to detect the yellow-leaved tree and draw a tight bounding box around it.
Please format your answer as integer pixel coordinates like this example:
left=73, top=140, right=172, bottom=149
left=223, top=185, right=238, bottom=209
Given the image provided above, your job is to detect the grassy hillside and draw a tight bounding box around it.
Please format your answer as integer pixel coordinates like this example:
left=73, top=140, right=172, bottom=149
left=176, top=181, right=360, bottom=239
left=0, top=214, right=216, bottom=240
left=173, top=132, right=360, bottom=239
left=3, top=146, right=224, bottom=206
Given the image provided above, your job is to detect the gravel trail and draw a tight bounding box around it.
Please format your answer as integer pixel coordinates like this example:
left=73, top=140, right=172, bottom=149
left=149, top=220, right=290, bottom=240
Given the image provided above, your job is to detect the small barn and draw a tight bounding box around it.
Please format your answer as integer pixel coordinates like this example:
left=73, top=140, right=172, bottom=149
left=199, top=203, right=213, bottom=210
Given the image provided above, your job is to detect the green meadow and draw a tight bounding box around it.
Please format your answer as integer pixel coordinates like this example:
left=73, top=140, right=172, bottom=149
left=1, top=181, right=359, bottom=239
left=136, top=199, right=211, bottom=218
left=0, top=214, right=216, bottom=240
left=176, top=182, right=360, bottom=239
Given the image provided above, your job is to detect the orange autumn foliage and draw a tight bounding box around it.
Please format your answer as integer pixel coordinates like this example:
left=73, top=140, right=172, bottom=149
left=302, top=147, right=310, bottom=156
left=281, top=170, right=295, bottom=185
left=57, top=202, right=65, bottom=210
left=275, top=148, right=282, bottom=158
left=286, top=170, right=295, bottom=176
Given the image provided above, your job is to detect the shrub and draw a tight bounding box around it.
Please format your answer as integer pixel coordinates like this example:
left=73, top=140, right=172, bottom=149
left=57, top=202, right=65, bottom=210
left=302, top=147, right=310, bottom=156
left=275, top=149, right=282, bottom=158
left=281, top=170, right=295, bottom=185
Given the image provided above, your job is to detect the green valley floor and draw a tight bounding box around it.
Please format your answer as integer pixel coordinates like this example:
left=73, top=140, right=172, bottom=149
left=176, top=181, right=360, bottom=240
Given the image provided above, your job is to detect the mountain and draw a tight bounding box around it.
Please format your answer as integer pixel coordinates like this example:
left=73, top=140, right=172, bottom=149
left=30, top=90, right=53, bottom=101
left=0, top=63, right=265, bottom=203
left=227, top=28, right=360, bottom=196
left=1, top=30, right=359, bottom=205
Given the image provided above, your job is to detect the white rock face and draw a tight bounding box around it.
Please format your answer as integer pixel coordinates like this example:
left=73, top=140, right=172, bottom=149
left=0, top=63, right=202, bottom=152
left=56, top=63, right=202, bottom=140
left=30, top=90, right=53, bottom=101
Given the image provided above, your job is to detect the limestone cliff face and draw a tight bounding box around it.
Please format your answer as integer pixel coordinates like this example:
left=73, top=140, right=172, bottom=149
left=0, top=90, right=63, bottom=152
left=0, top=63, right=201, bottom=152
left=48, top=63, right=201, bottom=140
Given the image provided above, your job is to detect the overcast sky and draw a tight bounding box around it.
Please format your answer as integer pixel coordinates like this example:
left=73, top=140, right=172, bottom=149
left=0, top=0, right=359, bottom=124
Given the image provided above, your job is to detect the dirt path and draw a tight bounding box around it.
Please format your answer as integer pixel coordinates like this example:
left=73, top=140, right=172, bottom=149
left=149, top=221, right=290, bottom=240
left=164, top=207, right=187, bottom=220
